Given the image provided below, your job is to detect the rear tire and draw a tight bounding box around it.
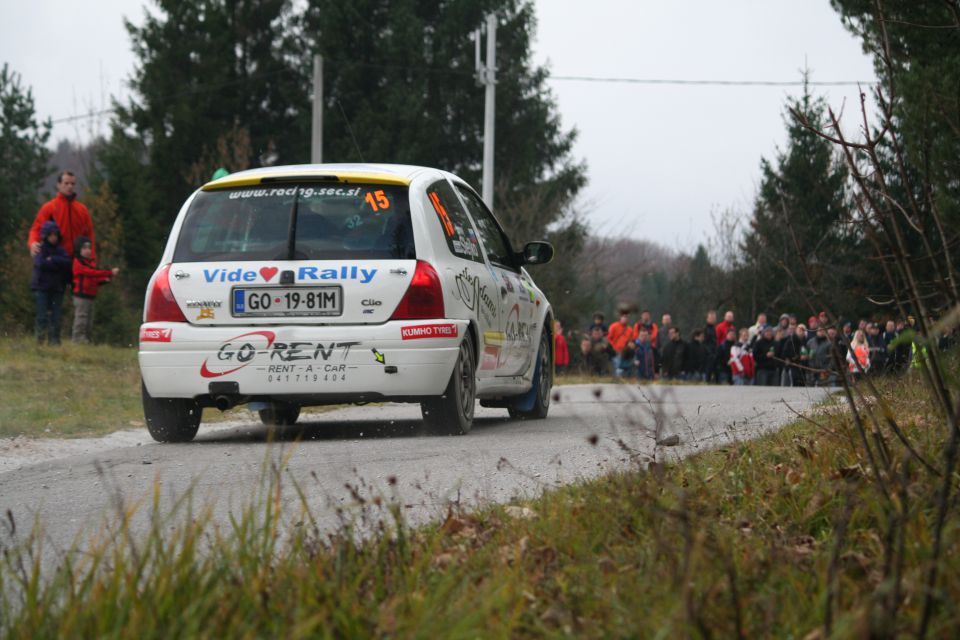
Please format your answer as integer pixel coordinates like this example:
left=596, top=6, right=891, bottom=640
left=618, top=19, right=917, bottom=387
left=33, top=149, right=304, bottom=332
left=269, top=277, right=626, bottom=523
left=508, top=329, right=552, bottom=420
left=421, top=338, right=476, bottom=435
left=258, top=402, right=301, bottom=426
left=142, top=382, right=201, bottom=443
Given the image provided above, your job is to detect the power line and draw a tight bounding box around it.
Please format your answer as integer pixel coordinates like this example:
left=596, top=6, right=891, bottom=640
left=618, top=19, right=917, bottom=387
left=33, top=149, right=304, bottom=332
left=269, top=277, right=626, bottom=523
left=47, top=68, right=876, bottom=126
left=49, top=66, right=299, bottom=125
left=547, top=75, right=876, bottom=86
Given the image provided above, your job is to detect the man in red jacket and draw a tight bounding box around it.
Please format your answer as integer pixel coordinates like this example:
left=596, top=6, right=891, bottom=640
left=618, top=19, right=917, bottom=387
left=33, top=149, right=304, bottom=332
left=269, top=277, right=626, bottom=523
left=28, top=171, right=95, bottom=260
left=716, top=310, right=735, bottom=345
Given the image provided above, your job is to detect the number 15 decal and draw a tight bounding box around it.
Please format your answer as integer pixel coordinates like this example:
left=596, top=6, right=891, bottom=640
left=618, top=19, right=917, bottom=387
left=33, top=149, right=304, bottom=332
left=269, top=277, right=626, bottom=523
left=365, top=189, right=390, bottom=212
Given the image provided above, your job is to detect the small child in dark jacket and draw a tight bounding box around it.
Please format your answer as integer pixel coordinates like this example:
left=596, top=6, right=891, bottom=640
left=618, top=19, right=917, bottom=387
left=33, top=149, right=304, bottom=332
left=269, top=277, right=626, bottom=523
left=71, top=236, right=119, bottom=344
left=31, top=220, right=73, bottom=345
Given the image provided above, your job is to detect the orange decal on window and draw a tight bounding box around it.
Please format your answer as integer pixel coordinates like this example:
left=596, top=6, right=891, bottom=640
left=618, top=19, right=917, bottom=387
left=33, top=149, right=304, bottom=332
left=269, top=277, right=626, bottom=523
left=429, top=191, right=455, bottom=236
left=364, top=189, right=391, bottom=212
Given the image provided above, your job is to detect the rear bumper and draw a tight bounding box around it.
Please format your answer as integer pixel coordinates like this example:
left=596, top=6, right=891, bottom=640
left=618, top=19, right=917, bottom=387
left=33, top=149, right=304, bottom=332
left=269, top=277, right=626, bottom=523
left=138, top=320, right=466, bottom=400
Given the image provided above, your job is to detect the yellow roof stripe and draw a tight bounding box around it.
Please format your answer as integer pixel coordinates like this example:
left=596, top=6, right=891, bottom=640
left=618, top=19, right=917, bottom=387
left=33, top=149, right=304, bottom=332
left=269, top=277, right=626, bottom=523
left=202, top=170, right=411, bottom=191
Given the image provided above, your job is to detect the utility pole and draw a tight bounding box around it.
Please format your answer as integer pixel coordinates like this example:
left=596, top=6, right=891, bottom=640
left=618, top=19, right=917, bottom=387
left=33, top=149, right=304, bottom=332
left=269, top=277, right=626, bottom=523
left=311, top=54, right=323, bottom=163
left=474, top=14, right=497, bottom=209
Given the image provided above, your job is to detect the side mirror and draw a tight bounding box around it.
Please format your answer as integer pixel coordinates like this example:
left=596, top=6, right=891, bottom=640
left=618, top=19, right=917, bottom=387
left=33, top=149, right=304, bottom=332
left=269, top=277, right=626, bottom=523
left=520, top=241, right=554, bottom=266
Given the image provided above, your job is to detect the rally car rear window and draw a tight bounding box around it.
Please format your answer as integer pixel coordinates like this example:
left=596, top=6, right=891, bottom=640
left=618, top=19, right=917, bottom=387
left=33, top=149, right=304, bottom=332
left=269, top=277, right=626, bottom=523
left=173, top=183, right=415, bottom=262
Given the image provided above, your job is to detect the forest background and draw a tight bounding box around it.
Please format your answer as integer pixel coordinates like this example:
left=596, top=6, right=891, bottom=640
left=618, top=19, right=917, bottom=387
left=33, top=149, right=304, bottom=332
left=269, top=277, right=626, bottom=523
left=1, top=0, right=957, bottom=343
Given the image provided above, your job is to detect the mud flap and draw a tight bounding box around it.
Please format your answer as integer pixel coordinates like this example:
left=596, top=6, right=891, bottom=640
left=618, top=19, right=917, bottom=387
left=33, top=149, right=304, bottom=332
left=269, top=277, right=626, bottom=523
left=510, top=345, right=543, bottom=412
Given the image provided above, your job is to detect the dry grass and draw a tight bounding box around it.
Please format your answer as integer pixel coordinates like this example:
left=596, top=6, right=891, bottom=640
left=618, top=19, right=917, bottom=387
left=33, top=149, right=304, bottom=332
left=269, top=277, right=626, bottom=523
left=1, top=365, right=956, bottom=637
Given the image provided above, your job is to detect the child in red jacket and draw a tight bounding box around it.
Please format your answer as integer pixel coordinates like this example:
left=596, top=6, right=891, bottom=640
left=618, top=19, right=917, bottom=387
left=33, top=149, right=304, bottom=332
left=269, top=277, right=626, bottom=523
left=72, top=236, right=119, bottom=344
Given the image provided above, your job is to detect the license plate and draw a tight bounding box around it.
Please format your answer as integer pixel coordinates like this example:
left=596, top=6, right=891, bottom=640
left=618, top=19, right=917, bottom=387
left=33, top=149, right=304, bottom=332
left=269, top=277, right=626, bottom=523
left=231, top=286, right=342, bottom=317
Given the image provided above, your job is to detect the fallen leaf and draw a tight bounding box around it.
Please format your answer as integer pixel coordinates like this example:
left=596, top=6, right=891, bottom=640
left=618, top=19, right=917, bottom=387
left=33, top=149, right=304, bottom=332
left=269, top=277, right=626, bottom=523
left=540, top=605, right=569, bottom=626
left=431, top=552, right=457, bottom=569
left=839, top=551, right=873, bottom=578
left=534, top=545, right=557, bottom=565
left=835, top=464, right=864, bottom=481
left=802, top=628, right=825, bottom=640
left=504, top=506, right=537, bottom=520
left=440, top=513, right=467, bottom=536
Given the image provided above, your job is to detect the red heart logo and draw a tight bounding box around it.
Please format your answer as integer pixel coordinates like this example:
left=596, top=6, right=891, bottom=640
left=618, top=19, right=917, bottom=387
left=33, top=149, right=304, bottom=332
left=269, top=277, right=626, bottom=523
left=259, top=267, right=278, bottom=282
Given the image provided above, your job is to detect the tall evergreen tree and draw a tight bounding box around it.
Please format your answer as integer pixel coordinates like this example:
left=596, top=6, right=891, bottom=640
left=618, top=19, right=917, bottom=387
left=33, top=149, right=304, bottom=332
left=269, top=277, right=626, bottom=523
left=302, top=0, right=585, bottom=207
left=0, top=65, right=51, bottom=334
left=831, top=1, right=960, bottom=226
left=116, top=0, right=309, bottom=224
left=829, top=1, right=960, bottom=314
left=0, top=64, right=51, bottom=239
left=740, top=82, right=866, bottom=319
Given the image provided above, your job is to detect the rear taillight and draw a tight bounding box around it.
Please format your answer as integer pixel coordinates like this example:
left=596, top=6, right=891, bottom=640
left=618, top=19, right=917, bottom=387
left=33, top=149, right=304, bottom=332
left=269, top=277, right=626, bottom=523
left=389, top=260, right=445, bottom=320
left=145, top=264, right=188, bottom=322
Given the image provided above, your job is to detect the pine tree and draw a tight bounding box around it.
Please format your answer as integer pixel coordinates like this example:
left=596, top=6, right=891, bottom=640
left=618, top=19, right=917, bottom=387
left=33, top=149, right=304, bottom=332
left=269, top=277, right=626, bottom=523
left=0, top=65, right=51, bottom=336
left=0, top=63, right=51, bottom=239
left=117, top=0, right=308, bottom=224
left=740, top=81, right=865, bottom=320
left=302, top=0, right=585, bottom=206
left=829, top=0, right=960, bottom=314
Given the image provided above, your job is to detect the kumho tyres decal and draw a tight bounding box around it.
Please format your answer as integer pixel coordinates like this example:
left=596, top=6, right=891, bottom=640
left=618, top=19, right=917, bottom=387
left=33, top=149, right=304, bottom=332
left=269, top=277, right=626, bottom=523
left=400, top=324, right=459, bottom=340
left=200, top=330, right=361, bottom=382
left=140, top=327, right=172, bottom=343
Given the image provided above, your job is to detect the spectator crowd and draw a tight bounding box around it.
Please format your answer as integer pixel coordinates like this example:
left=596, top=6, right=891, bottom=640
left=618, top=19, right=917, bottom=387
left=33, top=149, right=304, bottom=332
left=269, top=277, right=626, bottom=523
left=553, top=308, right=952, bottom=387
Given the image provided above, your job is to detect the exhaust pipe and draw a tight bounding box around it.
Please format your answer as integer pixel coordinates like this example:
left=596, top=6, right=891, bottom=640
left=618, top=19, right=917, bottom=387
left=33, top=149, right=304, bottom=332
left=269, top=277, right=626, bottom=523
left=213, top=395, right=235, bottom=411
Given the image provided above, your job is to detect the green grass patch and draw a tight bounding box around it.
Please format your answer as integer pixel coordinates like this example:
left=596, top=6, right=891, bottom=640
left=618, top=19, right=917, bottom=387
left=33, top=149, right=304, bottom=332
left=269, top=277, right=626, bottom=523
left=1, top=367, right=956, bottom=637
left=0, top=337, right=143, bottom=438
left=0, top=337, right=333, bottom=439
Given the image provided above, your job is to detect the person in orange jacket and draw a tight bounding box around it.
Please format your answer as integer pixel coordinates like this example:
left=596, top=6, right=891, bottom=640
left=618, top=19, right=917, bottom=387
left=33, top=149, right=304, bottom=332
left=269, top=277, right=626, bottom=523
left=27, top=171, right=95, bottom=261
left=607, top=310, right=638, bottom=377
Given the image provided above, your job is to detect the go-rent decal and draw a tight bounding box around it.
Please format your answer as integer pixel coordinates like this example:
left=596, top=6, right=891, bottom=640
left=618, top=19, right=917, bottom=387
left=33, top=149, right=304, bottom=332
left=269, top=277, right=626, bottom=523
left=200, top=331, right=361, bottom=379
left=202, top=265, right=377, bottom=284
left=200, top=330, right=276, bottom=378
left=140, top=327, right=172, bottom=343
left=400, top=324, right=459, bottom=340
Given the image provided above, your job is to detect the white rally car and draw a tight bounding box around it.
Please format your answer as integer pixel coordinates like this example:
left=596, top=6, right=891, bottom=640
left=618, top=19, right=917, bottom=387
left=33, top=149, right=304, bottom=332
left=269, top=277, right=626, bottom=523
left=139, top=164, right=555, bottom=442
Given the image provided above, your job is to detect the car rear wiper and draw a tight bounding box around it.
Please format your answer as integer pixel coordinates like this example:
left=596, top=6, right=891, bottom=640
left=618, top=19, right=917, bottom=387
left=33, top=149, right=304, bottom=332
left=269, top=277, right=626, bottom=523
left=286, top=187, right=300, bottom=260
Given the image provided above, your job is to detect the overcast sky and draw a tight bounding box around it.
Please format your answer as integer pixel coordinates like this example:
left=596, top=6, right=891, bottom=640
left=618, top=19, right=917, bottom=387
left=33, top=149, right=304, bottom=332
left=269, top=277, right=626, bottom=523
left=1, top=0, right=876, bottom=250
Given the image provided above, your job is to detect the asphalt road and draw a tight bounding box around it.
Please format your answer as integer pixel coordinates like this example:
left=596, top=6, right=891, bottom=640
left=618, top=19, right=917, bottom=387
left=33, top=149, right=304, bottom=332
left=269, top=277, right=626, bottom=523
left=0, top=384, right=829, bottom=557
